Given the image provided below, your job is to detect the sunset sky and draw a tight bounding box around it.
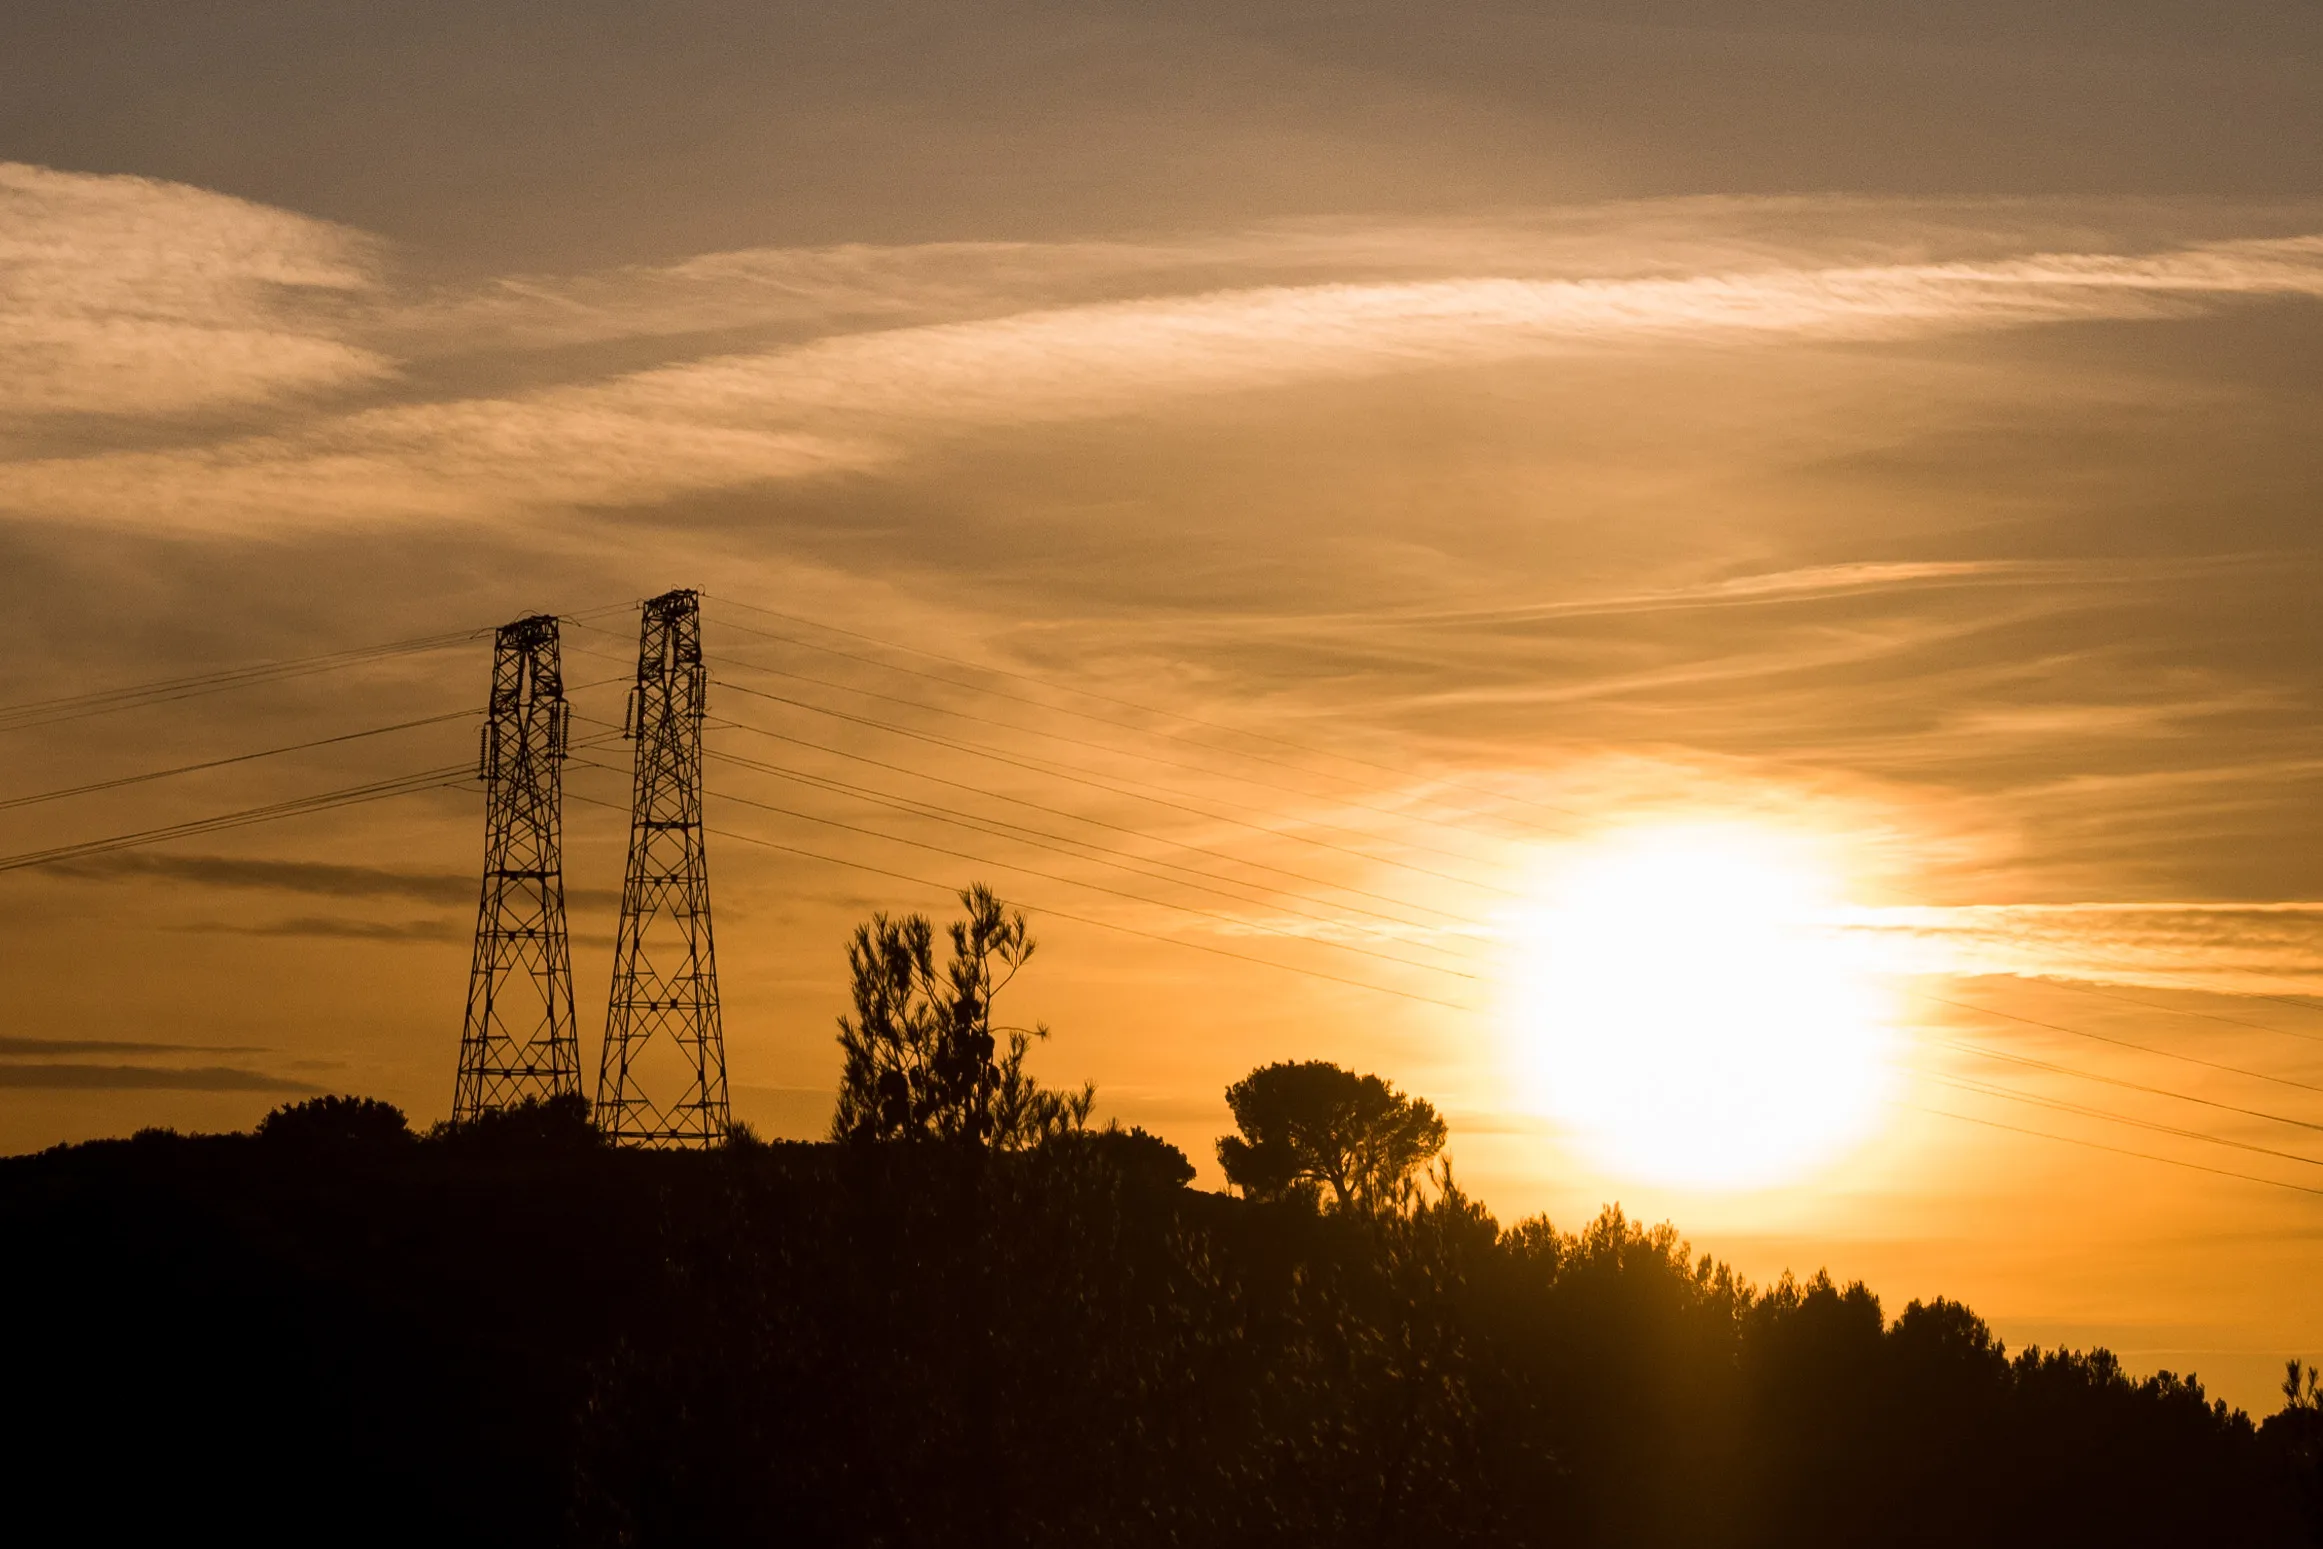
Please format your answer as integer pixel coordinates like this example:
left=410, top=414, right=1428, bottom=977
left=6, top=1, right=2323, bottom=1411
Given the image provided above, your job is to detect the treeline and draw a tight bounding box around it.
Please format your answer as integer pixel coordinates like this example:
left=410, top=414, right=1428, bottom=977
left=4, top=1106, right=2319, bottom=1547
left=8, top=885, right=2320, bottom=1544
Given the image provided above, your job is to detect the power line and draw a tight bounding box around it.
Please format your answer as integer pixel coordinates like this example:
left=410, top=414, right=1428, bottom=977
left=0, top=710, right=475, bottom=812
left=703, top=678, right=2323, bottom=1094
left=698, top=742, right=1485, bottom=968
left=699, top=609, right=1424, bottom=798
left=0, top=765, right=471, bottom=874
left=681, top=603, right=2323, bottom=1098
left=1917, top=1068, right=2323, bottom=1171
left=695, top=707, right=2323, bottom=1099
left=1922, top=990, right=2323, bottom=1097
left=682, top=780, right=1483, bottom=984
left=577, top=761, right=1482, bottom=989
left=0, top=629, right=480, bottom=735
left=2035, top=977, right=2323, bottom=1049
left=711, top=676, right=1525, bottom=907
left=704, top=615, right=1569, bottom=852
left=703, top=683, right=2323, bottom=1089
left=563, top=786, right=1471, bottom=1011
left=1933, top=1036, right=2323, bottom=1136
left=0, top=732, right=626, bottom=877
left=698, top=591, right=1590, bottom=823
left=705, top=712, right=1475, bottom=931
left=0, top=602, right=641, bottom=738
left=710, top=648, right=1528, bottom=881
left=690, top=704, right=1488, bottom=939
left=0, top=674, right=632, bottom=815
left=1911, top=1102, right=2323, bottom=1199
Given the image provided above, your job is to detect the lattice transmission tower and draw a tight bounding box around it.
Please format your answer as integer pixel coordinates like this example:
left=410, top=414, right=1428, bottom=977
left=454, top=613, right=581, bottom=1118
left=597, top=588, right=729, bottom=1146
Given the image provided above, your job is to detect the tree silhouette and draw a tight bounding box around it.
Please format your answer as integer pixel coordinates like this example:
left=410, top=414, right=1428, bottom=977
left=9, top=1094, right=2320, bottom=1545
left=1053, top=1123, right=1196, bottom=1189
left=256, top=1094, right=413, bottom=1148
left=832, top=882, right=1094, bottom=1148
left=1216, top=1059, right=1446, bottom=1211
left=428, top=1092, right=600, bottom=1151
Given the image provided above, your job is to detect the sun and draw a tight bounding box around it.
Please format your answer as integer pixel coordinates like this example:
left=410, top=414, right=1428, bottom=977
left=1503, top=823, right=1897, bottom=1192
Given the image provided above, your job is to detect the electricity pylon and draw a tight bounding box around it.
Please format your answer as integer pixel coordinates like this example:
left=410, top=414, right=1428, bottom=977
left=597, top=588, right=729, bottom=1147
left=454, top=613, right=580, bottom=1118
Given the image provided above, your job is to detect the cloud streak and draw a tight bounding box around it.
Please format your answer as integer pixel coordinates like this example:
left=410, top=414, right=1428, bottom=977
left=2, top=172, right=2318, bottom=533
left=1286, top=559, right=2218, bottom=631
left=174, top=915, right=469, bottom=943
left=0, top=1036, right=265, bottom=1056
left=0, top=163, right=387, bottom=423
left=1856, top=903, right=2323, bottom=994
left=0, top=1063, right=317, bottom=1092
left=47, top=852, right=477, bottom=904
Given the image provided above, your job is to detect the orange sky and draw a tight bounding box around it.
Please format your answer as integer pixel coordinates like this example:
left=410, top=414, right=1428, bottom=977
left=4, top=1, right=2323, bottom=1414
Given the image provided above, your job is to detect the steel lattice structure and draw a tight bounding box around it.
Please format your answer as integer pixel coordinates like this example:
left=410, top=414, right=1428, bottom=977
left=454, top=613, right=581, bottom=1118
left=597, top=588, right=729, bottom=1147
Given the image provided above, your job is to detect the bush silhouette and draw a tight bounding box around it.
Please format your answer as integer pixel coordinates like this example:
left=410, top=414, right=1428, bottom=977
left=257, top=1094, right=412, bottom=1149
left=1044, top=1123, right=1196, bottom=1189
left=428, top=1093, right=600, bottom=1152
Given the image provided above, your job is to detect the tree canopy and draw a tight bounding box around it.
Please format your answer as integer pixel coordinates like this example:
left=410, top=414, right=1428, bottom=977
left=256, top=1094, right=413, bottom=1149
left=9, top=1128, right=2313, bottom=1547
left=1216, top=1059, right=1447, bottom=1211
left=832, top=882, right=1094, bottom=1148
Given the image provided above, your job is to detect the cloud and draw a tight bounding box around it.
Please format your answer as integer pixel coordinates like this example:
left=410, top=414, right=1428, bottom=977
left=0, top=1063, right=318, bottom=1091
left=0, top=162, right=389, bottom=423
left=46, top=851, right=476, bottom=903
left=3, top=183, right=2319, bottom=532
left=0, top=1036, right=265, bottom=1056
left=1331, top=560, right=2155, bottom=629
left=174, top=915, right=469, bottom=943
left=381, top=201, right=2323, bottom=358
left=1855, top=902, right=2323, bottom=994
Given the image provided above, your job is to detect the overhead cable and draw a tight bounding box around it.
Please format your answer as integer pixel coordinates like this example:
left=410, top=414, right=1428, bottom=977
left=1934, top=1035, right=2323, bottom=1135
left=699, top=591, right=1588, bottom=823
left=1917, top=1068, right=2323, bottom=1171
left=0, top=601, right=637, bottom=737
left=1924, top=990, right=2323, bottom=1097
left=1912, top=1103, right=2323, bottom=1199
left=705, top=711, right=1475, bottom=930
left=711, top=676, right=1526, bottom=905
left=0, top=710, right=475, bottom=811
left=562, top=786, right=1473, bottom=1012
left=0, top=731, right=624, bottom=876
left=569, top=759, right=1481, bottom=988
left=708, top=637, right=1546, bottom=866
left=2038, top=976, right=2323, bottom=1049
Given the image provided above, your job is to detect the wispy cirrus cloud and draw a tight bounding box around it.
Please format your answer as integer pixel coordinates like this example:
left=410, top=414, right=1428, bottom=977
left=2, top=167, right=2319, bottom=534
left=1284, top=558, right=2231, bottom=631
left=0, top=163, right=388, bottom=423
left=1856, top=902, right=2323, bottom=994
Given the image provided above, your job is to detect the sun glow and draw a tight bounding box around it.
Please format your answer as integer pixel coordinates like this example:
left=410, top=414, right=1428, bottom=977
left=1505, top=824, right=1897, bottom=1192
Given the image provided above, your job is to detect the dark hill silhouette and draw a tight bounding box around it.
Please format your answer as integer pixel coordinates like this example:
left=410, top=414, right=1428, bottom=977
left=3, top=1109, right=2317, bottom=1547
